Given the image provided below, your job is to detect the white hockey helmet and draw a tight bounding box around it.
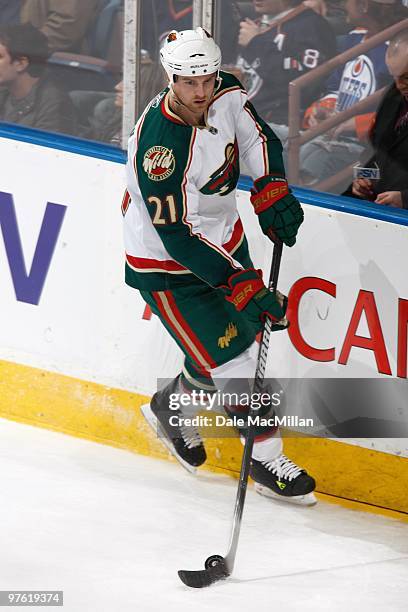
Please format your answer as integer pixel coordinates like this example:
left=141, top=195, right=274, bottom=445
left=160, top=27, right=221, bottom=82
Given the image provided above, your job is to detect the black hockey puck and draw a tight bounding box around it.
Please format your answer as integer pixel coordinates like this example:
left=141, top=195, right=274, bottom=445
left=204, top=554, right=226, bottom=570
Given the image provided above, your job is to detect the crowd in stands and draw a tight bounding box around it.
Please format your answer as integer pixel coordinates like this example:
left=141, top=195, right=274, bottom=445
left=344, top=28, right=408, bottom=208
left=287, top=0, right=406, bottom=190
left=0, top=0, right=407, bottom=208
left=0, top=23, right=76, bottom=135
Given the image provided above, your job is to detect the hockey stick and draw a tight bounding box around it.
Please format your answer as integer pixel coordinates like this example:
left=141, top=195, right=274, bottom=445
left=178, top=239, right=284, bottom=588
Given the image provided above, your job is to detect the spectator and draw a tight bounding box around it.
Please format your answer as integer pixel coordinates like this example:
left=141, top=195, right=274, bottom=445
left=236, top=0, right=336, bottom=123
left=68, top=84, right=120, bottom=143
left=295, top=0, right=405, bottom=185
left=142, top=0, right=193, bottom=59
left=70, top=52, right=166, bottom=144
left=20, top=0, right=104, bottom=54
left=324, top=0, right=349, bottom=34
left=213, top=0, right=250, bottom=64
left=0, top=0, right=22, bottom=25
left=304, top=0, right=327, bottom=15
left=0, top=24, right=77, bottom=134
left=344, top=29, right=408, bottom=209
left=89, top=79, right=123, bottom=145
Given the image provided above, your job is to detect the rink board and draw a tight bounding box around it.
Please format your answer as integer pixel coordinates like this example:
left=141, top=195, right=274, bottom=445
left=0, top=132, right=407, bottom=515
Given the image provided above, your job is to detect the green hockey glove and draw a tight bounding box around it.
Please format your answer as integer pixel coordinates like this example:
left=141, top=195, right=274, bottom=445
left=250, top=175, right=304, bottom=247
left=220, top=268, right=289, bottom=333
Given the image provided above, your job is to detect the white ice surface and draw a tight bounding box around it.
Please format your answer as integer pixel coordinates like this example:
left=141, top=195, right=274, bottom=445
left=0, top=418, right=407, bottom=612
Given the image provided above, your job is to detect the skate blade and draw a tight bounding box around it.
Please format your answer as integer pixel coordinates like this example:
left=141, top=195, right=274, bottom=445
left=141, top=404, right=197, bottom=475
left=254, top=482, right=317, bottom=506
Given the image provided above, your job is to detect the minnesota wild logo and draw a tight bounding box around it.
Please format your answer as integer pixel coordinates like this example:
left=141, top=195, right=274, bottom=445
left=200, top=140, right=239, bottom=196
left=218, top=322, right=238, bottom=349
left=143, top=146, right=175, bottom=181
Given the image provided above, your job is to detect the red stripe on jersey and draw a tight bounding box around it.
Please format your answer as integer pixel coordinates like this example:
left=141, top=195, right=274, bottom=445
left=126, top=254, right=187, bottom=272
left=142, top=305, right=152, bottom=320
left=125, top=218, right=243, bottom=273
left=152, top=291, right=216, bottom=370
left=189, top=361, right=212, bottom=380
left=121, top=189, right=131, bottom=216
left=223, top=218, right=244, bottom=253
left=164, top=291, right=217, bottom=369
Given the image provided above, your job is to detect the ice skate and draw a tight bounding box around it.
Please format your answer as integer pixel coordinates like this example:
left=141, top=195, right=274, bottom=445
left=141, top=377, right=207, bottom=474
left=250, top=453, right=317, bottom=506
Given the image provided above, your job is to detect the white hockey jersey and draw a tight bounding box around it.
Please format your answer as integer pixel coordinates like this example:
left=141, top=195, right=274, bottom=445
left=123, top=71, right=285, bottom=291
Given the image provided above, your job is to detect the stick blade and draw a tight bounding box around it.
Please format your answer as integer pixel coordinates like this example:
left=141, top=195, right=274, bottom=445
left=178, top=556, right=229, bottom=588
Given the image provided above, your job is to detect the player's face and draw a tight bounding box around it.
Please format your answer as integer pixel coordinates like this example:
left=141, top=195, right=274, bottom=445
left=253, top=0, right=284, bottom=14
left=0, top=43, right=19, bottom=85
left=173, top=73, right=217, bottom=113
left=386, top=48, right=408, bottom=99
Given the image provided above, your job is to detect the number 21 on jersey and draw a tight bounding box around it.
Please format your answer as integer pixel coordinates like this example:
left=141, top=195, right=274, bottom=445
left=147, top=194, right=178, bottom=225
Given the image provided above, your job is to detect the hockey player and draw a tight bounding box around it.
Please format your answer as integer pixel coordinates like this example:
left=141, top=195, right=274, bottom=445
left=123, top=27, right=316, bottom=504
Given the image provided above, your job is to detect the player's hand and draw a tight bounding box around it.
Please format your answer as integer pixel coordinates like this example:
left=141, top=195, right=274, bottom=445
left=352, top=178, right=374, bottom=199
left=375, top=191, right=402, bottom=207
left=250, top=175, right=304, bottom=247
left=238, top=18, right=260, bottom=47
left=221, top=269, right=288, bottom=333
